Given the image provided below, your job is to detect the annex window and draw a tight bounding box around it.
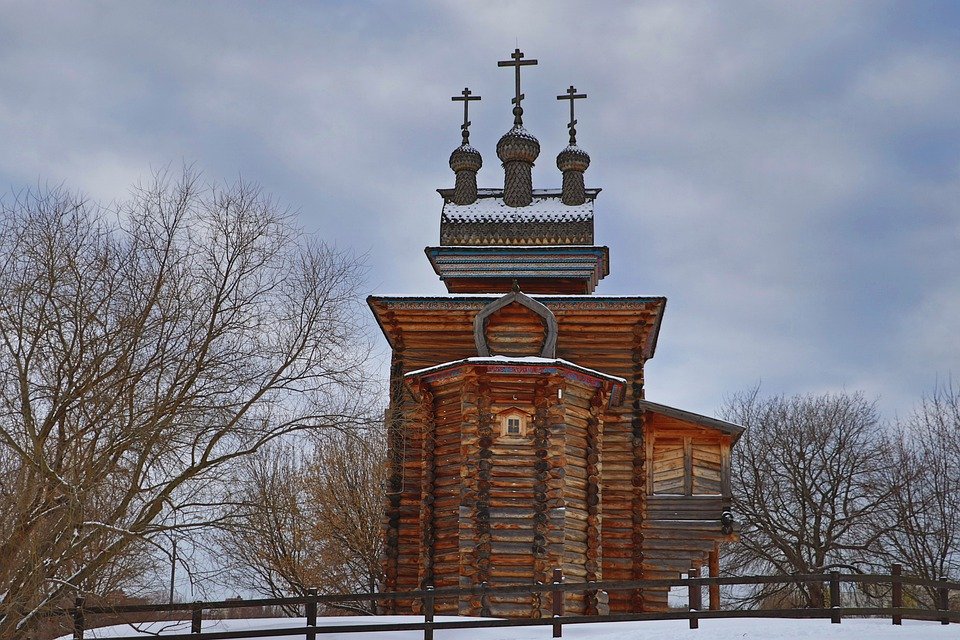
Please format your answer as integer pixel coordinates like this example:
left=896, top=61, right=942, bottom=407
left=498, top=409, right=529, bottom=438
left=651, top=435, right=725, bottom=496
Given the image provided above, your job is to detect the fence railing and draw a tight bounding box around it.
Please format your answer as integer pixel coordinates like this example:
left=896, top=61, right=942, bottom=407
left=57, top=563, right=959, bottom=640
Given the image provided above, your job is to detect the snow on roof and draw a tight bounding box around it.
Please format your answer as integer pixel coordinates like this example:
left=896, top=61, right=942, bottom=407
left=405, top=355, right=626, bottom=385
left=441, top=192, right=593, bottom=223
left=369, top=293, right=665, bottom=300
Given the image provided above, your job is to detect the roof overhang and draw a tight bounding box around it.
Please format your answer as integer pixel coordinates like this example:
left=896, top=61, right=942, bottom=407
left=639, top=399, right=746, bottom=442
left=367, top=294, right=667, bottom=360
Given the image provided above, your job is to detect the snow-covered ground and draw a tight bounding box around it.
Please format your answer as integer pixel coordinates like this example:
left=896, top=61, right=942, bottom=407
left=61, top=615, right=957, bottom=640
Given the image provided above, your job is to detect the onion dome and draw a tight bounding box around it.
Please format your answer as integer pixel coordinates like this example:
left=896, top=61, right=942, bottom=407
left=449, top=88, right=483, bottom=205
left=496, top=125, right=541, bottom=164
left=449, top=143, right=482, bottom=205
left=450, top=143, right=482, bottom=173
left=557, top=144, right=590, bottom=173
left=557, top=144, right=591, bottom=206
left=556, top=85, right=590, bottom=206
left=497, top=125, right=540, bottom=207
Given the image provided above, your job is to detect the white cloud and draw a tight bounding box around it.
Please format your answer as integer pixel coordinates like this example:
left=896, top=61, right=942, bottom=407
left=0, top=0, right=957, bottom=419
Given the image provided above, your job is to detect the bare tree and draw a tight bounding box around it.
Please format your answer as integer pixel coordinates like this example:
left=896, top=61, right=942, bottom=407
left=720, top=389, right=898, bottom=608
left=884, top=381, right=960, bottom=608
left=216, top=426, right=386, bottom=615
left=303, top=428, right=386, bottom=611
left=0, top=171, right=370, bottom=637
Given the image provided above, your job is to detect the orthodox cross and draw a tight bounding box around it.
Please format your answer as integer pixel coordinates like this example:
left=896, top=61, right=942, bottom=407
left=451, top=87, right=481, bottom=145
left=557, top=85, right=587, bottom=145
left=498, top=48, right=538, bottom=125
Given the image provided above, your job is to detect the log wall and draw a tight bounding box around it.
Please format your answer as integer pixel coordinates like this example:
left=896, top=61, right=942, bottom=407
left=375, top=298, right=737, bottom=616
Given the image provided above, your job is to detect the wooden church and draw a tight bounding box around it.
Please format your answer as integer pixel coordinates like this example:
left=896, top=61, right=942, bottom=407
left=369, top=50, right=744, bottom=617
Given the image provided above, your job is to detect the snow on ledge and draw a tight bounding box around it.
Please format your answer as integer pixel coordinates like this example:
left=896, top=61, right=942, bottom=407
left=405, top=355, right=627, bottom=384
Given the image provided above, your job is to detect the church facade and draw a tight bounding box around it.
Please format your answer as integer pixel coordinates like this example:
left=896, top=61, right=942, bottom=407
left=368, top=51, right=743, bottom=617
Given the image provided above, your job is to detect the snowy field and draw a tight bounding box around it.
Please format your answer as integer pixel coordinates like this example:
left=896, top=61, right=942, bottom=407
left=60, top=615, right=957, bottom=640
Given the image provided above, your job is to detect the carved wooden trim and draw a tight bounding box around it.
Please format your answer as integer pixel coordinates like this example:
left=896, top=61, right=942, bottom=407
left=473, top=289, right=558, bottom=357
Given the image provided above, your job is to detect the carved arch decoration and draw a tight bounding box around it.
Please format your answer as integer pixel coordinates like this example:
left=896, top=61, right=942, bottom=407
left=473, top=288, right=558, bottom=358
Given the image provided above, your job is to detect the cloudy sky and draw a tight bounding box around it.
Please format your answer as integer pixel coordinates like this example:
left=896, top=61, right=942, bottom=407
left=1, top=1, right=958, bottom=421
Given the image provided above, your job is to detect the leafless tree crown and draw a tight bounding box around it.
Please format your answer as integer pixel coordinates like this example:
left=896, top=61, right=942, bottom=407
left=721, top=389, right=897, bottom=608
left=0, top=171, right=371, bottom=637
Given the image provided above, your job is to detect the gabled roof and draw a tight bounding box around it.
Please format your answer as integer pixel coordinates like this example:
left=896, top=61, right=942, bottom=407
left=639, top=399, right=746, bottom=441
left=367, top=294, right=667, bottom=360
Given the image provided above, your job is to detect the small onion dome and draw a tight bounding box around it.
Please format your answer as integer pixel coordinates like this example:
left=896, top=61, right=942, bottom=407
left=449, top=143, right=482, bottom=173
left=556, top=144, right=590, bottom=173
left=449, top=143, right=482, bottom=205
left=496, top=125, right=541, bottom=165
left=557, top=144, right=591, bottom=206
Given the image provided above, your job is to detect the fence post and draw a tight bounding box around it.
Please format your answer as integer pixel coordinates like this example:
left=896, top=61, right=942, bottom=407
left=72, top=596, right=85, bottom=640
left=939, top=576, right=949, bottom=626
left=423, top=585, right=435, bottom=640
left=191, top=601, right=202, bottom=634
left=552, top=567, right=564, bottom=638
left=829, top=571, right=841, bottom=624
left=891, top=564, right=902, bottom=625
left=688, top=565, right=701, bottom=630
left=306, top=588, right=318, bottom=640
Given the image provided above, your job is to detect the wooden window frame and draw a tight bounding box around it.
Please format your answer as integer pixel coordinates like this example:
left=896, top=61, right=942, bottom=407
left=497, top=409, right=529, bottom=439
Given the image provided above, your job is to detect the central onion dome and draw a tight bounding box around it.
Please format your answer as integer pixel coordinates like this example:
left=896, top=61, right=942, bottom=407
left=497, top=125, right=540, bottom=207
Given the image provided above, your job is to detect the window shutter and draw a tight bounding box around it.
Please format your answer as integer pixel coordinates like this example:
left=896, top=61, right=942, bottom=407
left=691, top=441, right=722, bottom=495
left=652, top=439, right=685, bottom=494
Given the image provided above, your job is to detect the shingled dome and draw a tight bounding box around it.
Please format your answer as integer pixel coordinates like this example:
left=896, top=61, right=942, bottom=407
left=497, top=125, right=540, bottom=207
left=557, top=144, right=591, bottom=206
left=496, top=125, right=540, bottom=164
left=450, top=143, right=482, bottom=173
left=449, top=143, right=483, bottom=205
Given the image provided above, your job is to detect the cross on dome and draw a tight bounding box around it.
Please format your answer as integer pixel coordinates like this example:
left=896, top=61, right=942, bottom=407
left=557, top=85, right=587, bottom=145
left=451, top=87, right=481, bottom=145
left=497, top=48, right=538, bottom=125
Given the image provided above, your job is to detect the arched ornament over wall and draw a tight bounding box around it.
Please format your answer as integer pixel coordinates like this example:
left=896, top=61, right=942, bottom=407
left=474, top=286, right=558, bottom=358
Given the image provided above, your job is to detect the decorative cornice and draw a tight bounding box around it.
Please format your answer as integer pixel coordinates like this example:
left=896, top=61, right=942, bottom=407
left=439, top=189, right=596, bottom=247
left=424, top=245, right=610, bottom=294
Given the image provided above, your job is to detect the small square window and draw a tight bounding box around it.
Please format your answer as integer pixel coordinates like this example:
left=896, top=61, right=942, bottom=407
left=499, top=412, right=527, bottom=438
